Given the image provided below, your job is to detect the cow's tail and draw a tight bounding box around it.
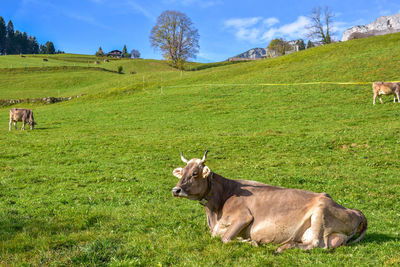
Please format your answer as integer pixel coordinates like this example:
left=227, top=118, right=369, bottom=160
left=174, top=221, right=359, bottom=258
left=348, top=210, right=367, bottom=245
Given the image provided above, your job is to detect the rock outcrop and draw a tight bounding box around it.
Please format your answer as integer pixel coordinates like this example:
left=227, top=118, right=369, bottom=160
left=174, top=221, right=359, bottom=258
left=342, top=13, right=400, bottom=41
left=228, top=48, right=267, bottom=61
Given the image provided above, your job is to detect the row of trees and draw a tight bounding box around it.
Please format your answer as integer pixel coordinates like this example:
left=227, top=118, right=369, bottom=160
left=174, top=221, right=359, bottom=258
left=0, top=16, right=62, bottom=55
left=95, top=45, right=141, bottom=58
left=267, top=39, right=315, bottom=56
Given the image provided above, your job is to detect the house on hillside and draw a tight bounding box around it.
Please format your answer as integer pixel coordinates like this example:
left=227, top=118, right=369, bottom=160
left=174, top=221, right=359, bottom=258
left=107, top=50, right=122, bottom=58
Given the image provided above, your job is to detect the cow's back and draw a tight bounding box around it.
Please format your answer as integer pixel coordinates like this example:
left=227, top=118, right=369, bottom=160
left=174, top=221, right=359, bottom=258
left=373, top=82, right=398, bottom=94
left=225, top=181, right=338, bottom=243
left=9, top=108, right=31, bottom=122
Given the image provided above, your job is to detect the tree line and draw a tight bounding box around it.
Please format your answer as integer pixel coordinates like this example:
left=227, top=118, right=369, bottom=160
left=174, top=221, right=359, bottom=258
left=0, top=16, right=63, bottom=55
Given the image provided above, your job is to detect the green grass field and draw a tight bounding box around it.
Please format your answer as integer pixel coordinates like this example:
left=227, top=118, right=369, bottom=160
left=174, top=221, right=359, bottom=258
left=1, top=33, right=400, bottom=266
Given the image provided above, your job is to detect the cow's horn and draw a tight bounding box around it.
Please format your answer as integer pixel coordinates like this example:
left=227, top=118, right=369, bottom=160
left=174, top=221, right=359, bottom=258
left=181, top=151, right=189, bottom=164
left=200, top=150, right=208, bottom=164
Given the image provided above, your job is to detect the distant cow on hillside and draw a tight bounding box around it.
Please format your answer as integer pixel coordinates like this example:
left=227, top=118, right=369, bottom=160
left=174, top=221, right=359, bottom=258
left=9, top=108, right=36, bottom=131
left=42, top=58, right=48, bottom=62
left=373, top=82, right=400, bottom=105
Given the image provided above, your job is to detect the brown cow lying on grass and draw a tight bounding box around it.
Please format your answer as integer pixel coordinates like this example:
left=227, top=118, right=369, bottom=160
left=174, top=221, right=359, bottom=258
left=372, top=82, right=400, bottom=105
left=172, top=151, right=367, bottom=253
left=9, top=108, right=36, bottom=131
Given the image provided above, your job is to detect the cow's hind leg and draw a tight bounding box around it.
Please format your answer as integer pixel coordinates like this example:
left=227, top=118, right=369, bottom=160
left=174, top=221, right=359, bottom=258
left=379, top=95, right=383, bottom=104
left=9, top=120, right=12, bottom=131
left=276, top=241, right=298, bottom=253
left=14, top=121, right=17, bottom=130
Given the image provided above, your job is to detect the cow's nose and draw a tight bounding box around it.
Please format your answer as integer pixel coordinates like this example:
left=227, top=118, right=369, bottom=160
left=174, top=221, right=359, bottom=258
left=172, top=187, right=181, bottom=196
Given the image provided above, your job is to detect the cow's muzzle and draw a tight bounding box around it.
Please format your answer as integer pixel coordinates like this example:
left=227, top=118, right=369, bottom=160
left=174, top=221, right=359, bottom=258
left=172, top=187, right=188, bottom=197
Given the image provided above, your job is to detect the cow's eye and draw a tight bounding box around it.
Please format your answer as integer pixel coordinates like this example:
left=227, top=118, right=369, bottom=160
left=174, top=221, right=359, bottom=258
left=192, top=171, right=198, bottom=176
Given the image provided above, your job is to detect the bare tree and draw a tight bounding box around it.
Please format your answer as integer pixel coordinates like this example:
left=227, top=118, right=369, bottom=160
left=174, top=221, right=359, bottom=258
left=150, top=10, right=199, bottom=69
left=306, top=6, right=335, bottom=45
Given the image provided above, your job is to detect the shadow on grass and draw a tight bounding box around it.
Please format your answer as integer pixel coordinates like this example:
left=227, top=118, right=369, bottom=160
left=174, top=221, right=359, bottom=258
left=361, top=232, right=398, bottom=244
left=33, top=126, right=58, bottom=130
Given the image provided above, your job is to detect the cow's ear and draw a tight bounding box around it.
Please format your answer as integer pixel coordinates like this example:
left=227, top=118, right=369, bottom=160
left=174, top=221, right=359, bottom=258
left=173, top=168, right=183, bottom=178
left=202, top=166, right=210, bottom=178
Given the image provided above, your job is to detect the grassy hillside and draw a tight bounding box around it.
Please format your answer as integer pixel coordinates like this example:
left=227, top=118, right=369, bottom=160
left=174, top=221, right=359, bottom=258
left=1, top=33, right=400, bottom=266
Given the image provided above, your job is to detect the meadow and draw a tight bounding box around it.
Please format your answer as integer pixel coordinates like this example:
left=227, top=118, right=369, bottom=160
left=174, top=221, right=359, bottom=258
left=0, top=33, right=400, bottom=266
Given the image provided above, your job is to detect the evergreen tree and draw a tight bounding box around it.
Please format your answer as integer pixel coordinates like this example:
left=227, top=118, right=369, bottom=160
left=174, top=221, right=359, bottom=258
left=0, top=16, right=6, bottom=55
left=45, top=41, right=55, bottom=54
left=307, top=40, right=315, bottom=49
left=39, top=44, right=46, bottom=54
left=14, top=30, right=22, bottom=54
left=297, top=39, right=306, bottom=50
left=95, top=46, right=104, bottom=56
left=22, top=32, right=29, bottom=54
left=6, top=20, right=14, bottom=54
left=122, top=44, right=130, bottom=58
left=29, top=36, right=39, bottom=54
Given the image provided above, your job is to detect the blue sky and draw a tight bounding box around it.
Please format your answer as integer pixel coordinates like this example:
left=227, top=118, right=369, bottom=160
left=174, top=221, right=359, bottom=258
left=2, top=0, right=400, bottom=62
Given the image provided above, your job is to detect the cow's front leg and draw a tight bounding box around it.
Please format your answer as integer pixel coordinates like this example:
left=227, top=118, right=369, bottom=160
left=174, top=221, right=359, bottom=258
left=21, top=121, right=25, bottom=130
left=221, top=212, right=253, bottom=243
left=14, top=122, right=17, bottom=130
left=9, top=120, right=12, bottom=131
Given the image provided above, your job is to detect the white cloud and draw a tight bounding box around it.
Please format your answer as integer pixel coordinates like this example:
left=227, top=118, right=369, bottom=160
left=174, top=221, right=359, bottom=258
left=263, top=17, right=279, bottom=27
left=224, top=17, right=262, bottom=29
left=224, top=16, right=312, bottom=44
left=273, top=16, right=310, bottom=39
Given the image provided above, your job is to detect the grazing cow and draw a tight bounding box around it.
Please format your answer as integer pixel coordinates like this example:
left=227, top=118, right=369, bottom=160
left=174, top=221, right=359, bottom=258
left=9, top=108, right=36, bottom=131
left=42, top=58, right=48, bottom=62
left=372, top=81, right=400, bottom=105
left=172, top=151, right=367, bottom=252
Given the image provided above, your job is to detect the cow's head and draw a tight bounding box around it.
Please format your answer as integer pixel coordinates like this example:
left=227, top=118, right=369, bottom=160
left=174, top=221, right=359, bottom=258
left=172, top=150, right=211, bottom=200
left=29, top=120, right=37, bottom=130
left=29, top=112, right=36, bottom=130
